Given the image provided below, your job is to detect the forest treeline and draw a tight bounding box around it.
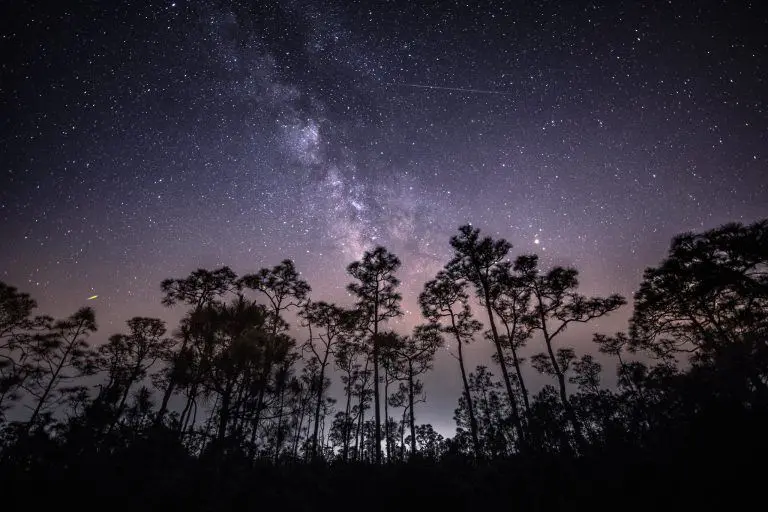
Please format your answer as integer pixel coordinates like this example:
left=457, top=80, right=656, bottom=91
left=1, top=220, right=767, bottom=509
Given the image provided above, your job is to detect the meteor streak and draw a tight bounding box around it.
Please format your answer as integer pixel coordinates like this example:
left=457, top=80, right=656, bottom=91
left=87, top=295, right=98, bottom=300
left=395, top=83, right=514, bottom=95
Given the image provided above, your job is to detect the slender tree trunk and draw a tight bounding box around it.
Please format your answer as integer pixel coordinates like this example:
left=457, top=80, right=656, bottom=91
left=319, top=401, right=329, bottom=458
left=182, top=397, right=198, bottom=440
left=400, top=408, right=407, bottom=460
left=355, top=399, right=365, bottom=461
left=355, top=355, right=371, bottom=461
left=311, top=372, right=323, bottom=458
left=342, top=374, right=353, bottom=462
left=178, top=383, right=198, bottom=434
left=175, top=397, right=198, bottom=449
left=248, top=364, right=271, bottom=458
left=384, top=368, right=391, bottom=461
left=114, top=369, right=138, bottom=424
left=292, top=386, right=308, bottom=459
left=450, top=313, right=481, bottom=456
left=217, top=384, right=233, bottom=443
left=156, top=378, right=176, bottom=426
left=546, top=333, right=583, bottom=449
left=372, top=301, right=382, bottom=464
left=408, top=361, right=417, bottom=456
left=230, top=376, right=249, bottom=440
left=312, top=352, right=330, bottom=458
left=106, top=363, right=143, bottom=436
left=481, top=285, right=525, bottom=446
left=536, top=294, right=585, bottom=450
left=455, top=332, right=481, bottom=456
left=303, top=409, right=313, bottom=462
left=197, top=395, right=217, bottom=456
left=501, top=319, right=531, bottom=416
left=274, top=379, right=287, bottom=463
left=155, top=333, right=189, bottom=426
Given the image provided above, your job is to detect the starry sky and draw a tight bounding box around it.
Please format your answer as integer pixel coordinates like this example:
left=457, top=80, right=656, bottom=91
left=2, top=1, right=767, bottom=432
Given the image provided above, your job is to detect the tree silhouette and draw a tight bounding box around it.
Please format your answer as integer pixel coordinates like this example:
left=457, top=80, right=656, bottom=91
left=630, top=219, right=768, bottom=363
left=455, top=366, right=513, bottom=457
left=383, top=327, right=440, bottom=456
left=489, top=263, right=535, bottom=420
left=92, top=317, right=173, bottom=436
left=419, top=270, right=483, bottom=456
left=515, top=254, right=625, bottom=450
left=24, top=308, right=97, bottom=431
left=156, top=266, right=238, bottom=425
left=380, top=335, right=400, bottom=461
left=594, top=331, right=648, bottom=408
left=351, top=348, right=374, bottom=461
left=1, top=218, right=767, bottom=509
left=448, top=225, right=526, bottom=448
left=515, top=256, right=623, bottom=450
left=195, top=297, right=271, bottom=448
left=346, top=246, right=403, bottom=464
left=332, top=331, right=364, bottom=461
left=239, top=259, right=311, bottom=335
left=413, top=424, right=445, bottom=459
left=0, top=283, right=44, bottom=418
left=300, top=301, right=354, bottom=458
left=160, top=267, right=239, bottom=310
left=239, top=260, right=310, bottom=455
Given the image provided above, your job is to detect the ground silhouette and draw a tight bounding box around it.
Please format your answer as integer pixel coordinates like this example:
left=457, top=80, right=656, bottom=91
left=1, top=219, right=766, bottom=510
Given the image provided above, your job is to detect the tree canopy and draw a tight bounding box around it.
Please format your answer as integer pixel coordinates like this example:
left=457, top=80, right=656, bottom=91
left=1, top=219, right=767, bottom=509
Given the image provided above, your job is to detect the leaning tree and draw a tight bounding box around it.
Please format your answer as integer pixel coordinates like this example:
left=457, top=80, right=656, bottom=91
left=448, top=225, right=526, bottom=447
left=515, top=254, right=625, bottom=450
left=419, top=269, right=483, bottom=457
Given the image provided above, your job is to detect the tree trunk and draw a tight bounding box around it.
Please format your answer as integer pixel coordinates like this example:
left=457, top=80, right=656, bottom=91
left=230, top=376, right=250, bottom=441
left=217, top=380, right=235, bottom=444
left=155, top=378, right=176, bottom=426
left=501, top=318, right=531, bottom=416
left=106, top=362, right=143, bottom=436
left=482, top=286, right=525, bottom=446
left=292, top=386, right=308, bottom=459
left=311, top=368, right=324, bottom=458
left=354, top=355, right=371, bottom=461
left=248, top=363, right=271, bottom=459
left=408, top=361, right=417, bottom=456
left=372, top=303, right=382, bottom=464
left=178, top=382, right=198, bottom=435
left=355, top=398, right=365, bottom=461
left=400, top=408, right=407, bottom=460
left=155, top=333, right=189, bottom=426
left=274, top=378, right=286, bottom=463
left=384, top=367, right=391, bottom=461
left=537, top=298, right=585, bottom=451
left=342, top=374, right=353, bottom=462
left=454, top=326, right=481, bottom=456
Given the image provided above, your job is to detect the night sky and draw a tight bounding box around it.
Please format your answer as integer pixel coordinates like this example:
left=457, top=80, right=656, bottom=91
left=2, top=1, right=767, bottom=432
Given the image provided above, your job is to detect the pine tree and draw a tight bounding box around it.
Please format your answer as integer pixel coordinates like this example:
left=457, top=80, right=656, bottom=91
left=346, top=246, right=402, bottom=464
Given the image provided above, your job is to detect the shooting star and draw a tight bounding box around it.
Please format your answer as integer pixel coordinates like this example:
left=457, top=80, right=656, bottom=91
left=87, top=295, right=99, bottom=300
left=394, top=83, right=515, bottom=95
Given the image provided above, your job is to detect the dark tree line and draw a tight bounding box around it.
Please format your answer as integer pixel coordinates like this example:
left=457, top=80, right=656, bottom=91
left=1, top=219, right=766, bottom=509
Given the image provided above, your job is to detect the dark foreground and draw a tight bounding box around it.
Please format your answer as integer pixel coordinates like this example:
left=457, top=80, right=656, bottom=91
left=2, top=412, right=765, bottom=512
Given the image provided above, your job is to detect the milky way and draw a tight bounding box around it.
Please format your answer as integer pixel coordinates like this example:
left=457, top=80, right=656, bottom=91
left=2, top=1, right=766, bottom=431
